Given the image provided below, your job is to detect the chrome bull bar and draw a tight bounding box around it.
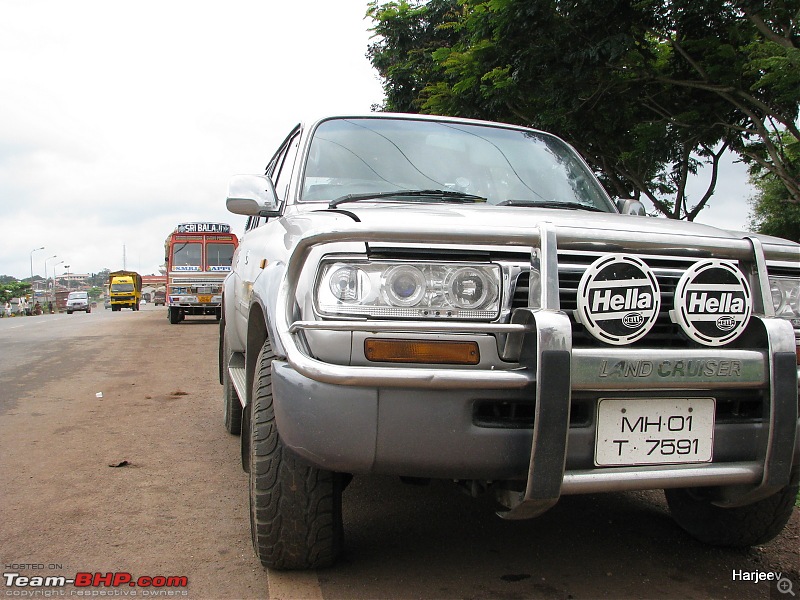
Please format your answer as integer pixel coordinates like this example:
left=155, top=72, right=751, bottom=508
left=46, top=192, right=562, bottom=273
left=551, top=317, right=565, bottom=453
left=273, top=221, right=798, bottom=516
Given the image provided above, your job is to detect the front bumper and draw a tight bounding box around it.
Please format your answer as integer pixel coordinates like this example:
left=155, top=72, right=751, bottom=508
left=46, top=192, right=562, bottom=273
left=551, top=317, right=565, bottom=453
left=269, top=223, right=799, bottom=518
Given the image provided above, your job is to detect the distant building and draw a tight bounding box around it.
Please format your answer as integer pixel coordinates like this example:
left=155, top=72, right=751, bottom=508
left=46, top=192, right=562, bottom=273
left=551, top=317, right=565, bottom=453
left=55, top=273, right=90, bottom=288
left=142, top=275, right=167, bottom=303
left=142, top=275, right=167, bottom=288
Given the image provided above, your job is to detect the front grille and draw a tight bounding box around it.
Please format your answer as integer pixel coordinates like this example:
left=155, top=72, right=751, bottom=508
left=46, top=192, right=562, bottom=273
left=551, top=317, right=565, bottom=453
left=170, top=277, right=224, bottom=287
left=473, top=392, right=764, bottom=429
left=496, top=250, right=777, bottom=431
left=473, top=399, right=593, bottom=429
left=512, top=251, right=701, bottom=348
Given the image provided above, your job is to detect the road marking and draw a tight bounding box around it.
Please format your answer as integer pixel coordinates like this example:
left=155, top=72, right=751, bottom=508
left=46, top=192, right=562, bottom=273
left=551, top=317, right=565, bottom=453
left=267, top=569, right=323, bottom=600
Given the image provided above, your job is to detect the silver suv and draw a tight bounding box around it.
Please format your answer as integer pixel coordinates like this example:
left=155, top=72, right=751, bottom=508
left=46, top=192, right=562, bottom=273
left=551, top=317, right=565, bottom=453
left=66, top=291, right=91, bottom=314
left=220, top=113, right=799, bottom=570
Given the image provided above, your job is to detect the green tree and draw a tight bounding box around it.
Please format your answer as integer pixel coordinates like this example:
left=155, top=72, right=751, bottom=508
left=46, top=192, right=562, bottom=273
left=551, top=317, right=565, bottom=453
left=368, top=0, right=464, bottom=112
left=88, top=269, right=110, bottom=288
left=0, top=280, right=32, bottom=304
left=747, top=135, right=800, bottom=241
left=368, top=0, right=800, bottom=219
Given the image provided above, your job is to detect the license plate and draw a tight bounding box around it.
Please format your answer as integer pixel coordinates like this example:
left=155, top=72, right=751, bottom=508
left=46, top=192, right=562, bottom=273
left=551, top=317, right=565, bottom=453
left=198, top=295, right=212, bottom=303
left=594, top=398, right=715, bottom=466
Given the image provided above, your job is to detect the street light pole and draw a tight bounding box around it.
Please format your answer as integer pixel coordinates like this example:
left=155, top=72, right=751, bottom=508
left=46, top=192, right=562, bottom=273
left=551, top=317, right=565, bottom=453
left=53, top=260, right=64, bottom=312
left=44, top=255, right=57, bottom=311
left=30, top=246, right=44, bottom=279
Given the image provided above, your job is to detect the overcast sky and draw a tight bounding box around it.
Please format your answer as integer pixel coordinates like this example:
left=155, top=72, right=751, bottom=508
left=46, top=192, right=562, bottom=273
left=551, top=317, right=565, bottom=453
left=0, top=1, right=753, bottom=280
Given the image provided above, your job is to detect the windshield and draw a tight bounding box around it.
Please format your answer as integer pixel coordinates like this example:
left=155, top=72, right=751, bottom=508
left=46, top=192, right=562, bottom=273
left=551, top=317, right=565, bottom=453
left=68, top=292, right=87, bottom=299
left=111, top=284, right=133, bottom=293
left=206, top=243, right=235, bottom=268
left=300, top=117, right=613, bottom=211
left=172, top=242, right=202, bottom=270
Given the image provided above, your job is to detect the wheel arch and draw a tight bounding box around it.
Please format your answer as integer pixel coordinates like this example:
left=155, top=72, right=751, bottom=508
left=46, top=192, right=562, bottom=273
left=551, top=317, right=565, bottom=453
left=245, top=301, right=269, bottom=408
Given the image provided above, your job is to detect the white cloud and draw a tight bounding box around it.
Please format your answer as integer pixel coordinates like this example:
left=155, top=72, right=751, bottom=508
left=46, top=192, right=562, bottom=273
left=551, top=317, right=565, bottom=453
left=687, top=152, right=754, bottom=232
left=0, top=1, right=757, bottom=280
left=0, top=0, right=384, bottom=279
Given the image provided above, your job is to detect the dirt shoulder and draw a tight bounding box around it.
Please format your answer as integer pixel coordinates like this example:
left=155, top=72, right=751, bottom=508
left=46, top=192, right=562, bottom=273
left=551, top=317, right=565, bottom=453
left=0, top=310, right=266, bottom=598
left=0, top=309, right=797, bottom=600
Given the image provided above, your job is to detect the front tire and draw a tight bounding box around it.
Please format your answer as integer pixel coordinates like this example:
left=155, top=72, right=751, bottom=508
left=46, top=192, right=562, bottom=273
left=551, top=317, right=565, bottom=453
left=665, top=477, right=798, bottom=547
left=248, top=339, right=344, bottom=570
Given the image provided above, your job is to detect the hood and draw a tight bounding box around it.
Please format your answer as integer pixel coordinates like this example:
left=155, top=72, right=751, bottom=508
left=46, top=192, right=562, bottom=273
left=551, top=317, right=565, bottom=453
left=324, top=202, right=798, bottom=246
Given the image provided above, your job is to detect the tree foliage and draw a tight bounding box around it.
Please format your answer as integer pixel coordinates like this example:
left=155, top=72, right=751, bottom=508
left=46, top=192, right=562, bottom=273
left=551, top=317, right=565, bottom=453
left=748, top=134, right=800, bottom=241
left=0, top=280, right=32, bottom=304
left=367, top=0, right=800, bottom=220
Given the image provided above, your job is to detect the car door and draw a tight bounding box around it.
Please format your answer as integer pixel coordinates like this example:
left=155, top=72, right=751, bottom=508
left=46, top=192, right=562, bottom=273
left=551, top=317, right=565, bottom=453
left=231, top=128, right=302, bottom=349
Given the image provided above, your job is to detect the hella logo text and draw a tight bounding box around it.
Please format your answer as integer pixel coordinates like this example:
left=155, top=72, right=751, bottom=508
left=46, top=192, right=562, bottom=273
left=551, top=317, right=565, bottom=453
left=687, top=292, right=746, bottom=314
left=590, top=287, right=654, bottom=312
left=622, top=313, right=644, bottom=328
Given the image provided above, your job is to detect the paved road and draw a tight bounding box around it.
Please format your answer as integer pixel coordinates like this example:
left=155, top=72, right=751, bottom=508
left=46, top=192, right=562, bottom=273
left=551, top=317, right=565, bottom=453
left=0, top=308, right=797, bottom=599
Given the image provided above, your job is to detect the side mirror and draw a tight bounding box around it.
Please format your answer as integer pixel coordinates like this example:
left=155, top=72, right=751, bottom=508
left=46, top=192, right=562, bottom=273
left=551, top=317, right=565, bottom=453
left=226, top=175, right=280, bottom=217
left=616, top=198, right=646, bottom=216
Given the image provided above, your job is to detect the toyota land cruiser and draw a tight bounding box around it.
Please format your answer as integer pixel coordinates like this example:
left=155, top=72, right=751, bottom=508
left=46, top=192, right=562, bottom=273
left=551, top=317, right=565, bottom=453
left=220, top=113, right=799, bottom=570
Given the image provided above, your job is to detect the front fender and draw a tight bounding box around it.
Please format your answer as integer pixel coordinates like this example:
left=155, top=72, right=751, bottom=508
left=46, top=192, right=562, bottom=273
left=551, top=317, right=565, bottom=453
left=252, top=261, right=288, bottom=358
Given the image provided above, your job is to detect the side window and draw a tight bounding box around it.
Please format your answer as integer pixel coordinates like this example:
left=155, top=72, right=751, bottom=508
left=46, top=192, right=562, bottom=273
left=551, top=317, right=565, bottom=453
left=273, top=134, right=301, bottom=202
left=245, top=215, right=260, bottom=231
left=250, top=125, right=301, bottom=230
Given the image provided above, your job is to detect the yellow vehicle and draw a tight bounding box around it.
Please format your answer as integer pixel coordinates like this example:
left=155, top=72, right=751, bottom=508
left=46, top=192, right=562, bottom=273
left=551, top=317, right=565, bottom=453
left=108, top=270, right=142, bottom=311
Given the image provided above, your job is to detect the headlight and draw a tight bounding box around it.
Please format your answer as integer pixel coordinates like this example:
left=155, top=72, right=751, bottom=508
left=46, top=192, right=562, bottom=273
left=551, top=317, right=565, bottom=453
left=383, top=265, right=426, bottom=307
left=328, top=266, right=371, bottom=302
left=316, top=260, right=501, bottom=320
left=769, top=276, right=800, bottom=325
left=446, top=267, right=491, bottom=309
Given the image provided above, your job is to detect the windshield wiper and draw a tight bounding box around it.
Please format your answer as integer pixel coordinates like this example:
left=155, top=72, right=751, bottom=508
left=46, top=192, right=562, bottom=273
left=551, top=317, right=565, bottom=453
left=496, top=199, right=605, bottom=212
left=329, top=189, right=486, bottom=209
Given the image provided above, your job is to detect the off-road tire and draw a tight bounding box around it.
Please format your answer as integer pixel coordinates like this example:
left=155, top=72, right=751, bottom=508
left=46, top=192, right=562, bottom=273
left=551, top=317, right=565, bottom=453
left=665, top=477, right=799, bottom=547
left=248, top=339, right=344, bottom=570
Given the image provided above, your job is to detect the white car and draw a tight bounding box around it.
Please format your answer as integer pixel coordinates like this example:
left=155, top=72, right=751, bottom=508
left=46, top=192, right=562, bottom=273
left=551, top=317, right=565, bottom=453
left=66, top=291, right=91, bottom=314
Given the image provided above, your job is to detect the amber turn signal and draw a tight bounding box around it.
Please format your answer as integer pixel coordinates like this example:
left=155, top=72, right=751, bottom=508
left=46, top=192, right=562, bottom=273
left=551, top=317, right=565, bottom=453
left=364, top=338, right=480, bottom=365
